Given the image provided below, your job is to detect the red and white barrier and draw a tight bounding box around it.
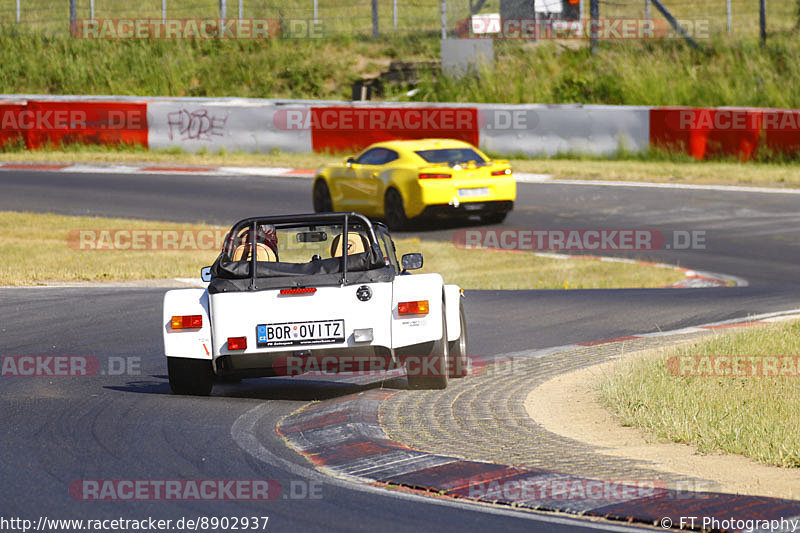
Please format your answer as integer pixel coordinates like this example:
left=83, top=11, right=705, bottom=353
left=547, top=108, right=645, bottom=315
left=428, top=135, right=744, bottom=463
left=0, top=98, right=147, bottom=149
left=2, top=95, right=800, bottom=161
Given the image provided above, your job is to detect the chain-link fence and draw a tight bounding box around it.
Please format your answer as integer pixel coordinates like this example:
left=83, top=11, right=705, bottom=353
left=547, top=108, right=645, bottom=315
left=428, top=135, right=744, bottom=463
left=0, top=0, right=472, bottom=36
left=588, top=0, right=794, bottom=40
left=0, top=0, right=795, bottom=40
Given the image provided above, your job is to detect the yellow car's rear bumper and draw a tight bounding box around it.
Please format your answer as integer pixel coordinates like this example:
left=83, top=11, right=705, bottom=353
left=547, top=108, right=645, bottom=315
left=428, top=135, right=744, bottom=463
left=406, top=177, right=517, bottom=219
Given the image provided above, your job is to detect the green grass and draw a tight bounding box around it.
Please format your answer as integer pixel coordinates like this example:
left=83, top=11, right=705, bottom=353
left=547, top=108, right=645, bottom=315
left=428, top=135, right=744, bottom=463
left=0, top=8, right=799, bottom=107
left=0, top=211, right=684, bottom=288
left=599, top=320, right=800, bottom=467
left=410, top=35, right=800, bottom=107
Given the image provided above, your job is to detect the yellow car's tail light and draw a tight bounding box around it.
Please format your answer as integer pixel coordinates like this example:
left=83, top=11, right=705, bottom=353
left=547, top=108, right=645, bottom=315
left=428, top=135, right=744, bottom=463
left=491, top=168, right=512, bottom=176
left=418, top=173, right=451, bottom=180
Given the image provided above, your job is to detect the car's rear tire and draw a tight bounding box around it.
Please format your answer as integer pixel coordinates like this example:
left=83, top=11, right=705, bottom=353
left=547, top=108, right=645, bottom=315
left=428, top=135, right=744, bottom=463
left=384, top=189, right=409, bottom=231
left=481, top=211, right=508, bottom=225
left=313, top=179, right=333, bottom=213
left=406, top=309, right=448, bottom=390
left=448, top=304, right=469, bottom=378
left=168, top=357, right=213, bottom=396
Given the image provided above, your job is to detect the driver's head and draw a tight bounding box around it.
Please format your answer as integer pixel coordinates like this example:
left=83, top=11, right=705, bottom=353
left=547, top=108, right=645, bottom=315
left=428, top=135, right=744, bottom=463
left=225, top=223, right=279, bottom=259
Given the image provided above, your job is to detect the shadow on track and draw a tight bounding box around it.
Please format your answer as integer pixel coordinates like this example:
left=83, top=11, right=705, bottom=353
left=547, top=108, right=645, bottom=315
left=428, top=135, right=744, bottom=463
left=105, top=374, right=409, bottom=401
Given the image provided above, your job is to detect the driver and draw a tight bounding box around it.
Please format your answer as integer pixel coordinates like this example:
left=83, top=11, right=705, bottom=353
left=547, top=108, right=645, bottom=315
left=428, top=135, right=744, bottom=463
left=228, top=224, right=279, bottom=262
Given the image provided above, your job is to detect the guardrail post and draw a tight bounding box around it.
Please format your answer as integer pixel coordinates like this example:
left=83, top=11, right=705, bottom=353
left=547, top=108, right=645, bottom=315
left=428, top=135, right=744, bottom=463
left=440, top=0, right=447, bottom=39
left=759, top=0, right=766, bottom=45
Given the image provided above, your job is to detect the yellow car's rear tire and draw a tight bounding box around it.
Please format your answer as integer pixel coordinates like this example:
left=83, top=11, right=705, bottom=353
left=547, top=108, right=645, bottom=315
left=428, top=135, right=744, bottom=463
left=313, top=179, right=333, bottom=213
left=384, top=189, right=409, bottom=231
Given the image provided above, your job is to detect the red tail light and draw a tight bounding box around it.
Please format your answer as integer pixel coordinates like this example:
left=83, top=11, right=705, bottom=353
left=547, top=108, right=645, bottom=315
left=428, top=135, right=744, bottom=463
left=418, top=173, right=451, bottom=180
left=398, top=300, right=430, bottom=315
left=171, top=315, right=203, bottom=329
left=491, top=168, right=512, bottom=176
left=280, top=288, right=317, bottom=295
left=227, top=337, right=247, bottom=350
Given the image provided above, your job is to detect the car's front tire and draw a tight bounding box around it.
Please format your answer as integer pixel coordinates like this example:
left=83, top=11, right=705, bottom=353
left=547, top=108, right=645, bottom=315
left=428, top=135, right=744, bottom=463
left=168, top=357, right=213, bottom=396
left=313, top=179, right=333, bottom=213
left=384, top=189, right=409, bottom=231
left=406, top=310, right=449, bottom=390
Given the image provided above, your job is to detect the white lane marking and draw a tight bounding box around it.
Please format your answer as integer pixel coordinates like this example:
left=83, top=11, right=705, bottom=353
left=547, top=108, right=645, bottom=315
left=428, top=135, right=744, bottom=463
left=230, top=403, right=649, bottom=532
left=172, top=278, right=209, bottom=287
left=218, top=166, right=295, bottom=176
left=514, top=173, right=555, bottom=182
left=519, top=176, right=800, bottom=195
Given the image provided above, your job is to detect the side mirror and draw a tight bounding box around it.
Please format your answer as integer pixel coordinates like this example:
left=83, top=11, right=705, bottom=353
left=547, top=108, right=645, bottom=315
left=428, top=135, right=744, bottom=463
left=401, top=253, right=423, bottom=271
left=345, top=156, right=356, bottom=167
left=200, top=266, right=212, bottom=282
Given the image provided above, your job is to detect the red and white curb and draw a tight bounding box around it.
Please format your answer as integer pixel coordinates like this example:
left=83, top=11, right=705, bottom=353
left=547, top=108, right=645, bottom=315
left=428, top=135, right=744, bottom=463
left=0, top=162, right=317, bottom=178
left=257, top=309, right=800, bottom=531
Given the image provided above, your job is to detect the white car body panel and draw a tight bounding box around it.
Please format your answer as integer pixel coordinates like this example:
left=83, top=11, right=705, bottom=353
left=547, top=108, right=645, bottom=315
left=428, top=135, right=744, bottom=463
left=162, top=289, right=213, bottom=361
left=163, top=276, right=463, bottom=371
left=208, top=282, right=393, bottom=358
left=443, top=284, right=463, bottom=343
left=390, top=273, right=444, bottom=349
left=162, top=213, right=464, bottom=383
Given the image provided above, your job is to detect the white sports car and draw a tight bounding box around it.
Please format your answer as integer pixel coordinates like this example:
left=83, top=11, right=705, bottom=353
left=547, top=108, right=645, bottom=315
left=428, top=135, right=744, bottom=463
left=163, top=212, right=468, bottom=396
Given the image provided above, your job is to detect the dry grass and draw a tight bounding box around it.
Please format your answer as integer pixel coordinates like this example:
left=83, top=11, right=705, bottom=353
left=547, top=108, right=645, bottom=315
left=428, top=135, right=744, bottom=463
left=394, top=237, right=684, bottom=290
left=0, top=212, right=221, bottom=285
left=599, top=320, right=800, bottom=467
left=0, top=211, right=684, bottom=288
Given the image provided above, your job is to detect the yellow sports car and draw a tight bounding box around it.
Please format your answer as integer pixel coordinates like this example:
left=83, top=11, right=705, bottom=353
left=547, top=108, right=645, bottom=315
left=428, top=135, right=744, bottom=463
left=312, top=138, right=516, bottom=229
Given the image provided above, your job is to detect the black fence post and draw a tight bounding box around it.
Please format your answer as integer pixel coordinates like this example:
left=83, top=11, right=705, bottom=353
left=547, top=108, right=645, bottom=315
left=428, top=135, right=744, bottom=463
left=759, top=0, right=767, bottom=45
left=70, top=0, right=77, bottom=35
left=590, top=0, right=599, bottom=53
left=372, top=0, right=379, bottom=38
left=649, top=0, right=701, bottom=49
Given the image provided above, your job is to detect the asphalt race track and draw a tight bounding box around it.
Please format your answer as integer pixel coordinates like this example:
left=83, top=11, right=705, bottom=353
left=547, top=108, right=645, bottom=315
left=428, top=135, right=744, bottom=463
left=1, top=169, right=800, bottom=531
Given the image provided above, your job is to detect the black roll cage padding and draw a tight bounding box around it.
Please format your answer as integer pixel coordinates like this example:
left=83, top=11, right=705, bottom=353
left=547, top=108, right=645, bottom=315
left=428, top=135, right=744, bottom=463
left=224, top=212, right=384, bottom=290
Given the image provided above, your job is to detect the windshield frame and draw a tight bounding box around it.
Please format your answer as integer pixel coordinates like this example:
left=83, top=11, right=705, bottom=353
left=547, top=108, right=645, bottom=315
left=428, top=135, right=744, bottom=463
left=220, top=212, right=385, bottom=290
